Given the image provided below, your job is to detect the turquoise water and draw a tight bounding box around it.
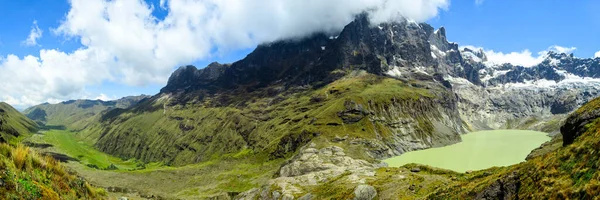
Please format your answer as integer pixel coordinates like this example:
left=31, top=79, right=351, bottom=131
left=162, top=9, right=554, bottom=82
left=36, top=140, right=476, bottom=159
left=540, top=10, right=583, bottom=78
left=383, top=130, right=551, bottom=173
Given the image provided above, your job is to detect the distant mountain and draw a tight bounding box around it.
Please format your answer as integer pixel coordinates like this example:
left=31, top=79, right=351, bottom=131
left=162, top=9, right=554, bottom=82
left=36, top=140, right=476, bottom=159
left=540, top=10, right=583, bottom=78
left=23, top=95, right=149, bottom=131
left=0, top=102, right=38, bottom=143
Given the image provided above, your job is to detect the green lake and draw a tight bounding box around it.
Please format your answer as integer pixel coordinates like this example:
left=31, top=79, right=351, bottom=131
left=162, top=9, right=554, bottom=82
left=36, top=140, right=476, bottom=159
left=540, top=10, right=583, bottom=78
left=383, top=130, right=551, bottom=173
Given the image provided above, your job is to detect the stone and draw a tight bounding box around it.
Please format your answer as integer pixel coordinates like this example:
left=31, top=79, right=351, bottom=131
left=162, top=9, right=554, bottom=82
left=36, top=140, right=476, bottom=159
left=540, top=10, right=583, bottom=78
left=319, top=148, right=333, bottom=156
left=298, top=193, right=313, bottom=200
left=235, top=188, right=259, bottom=200
left=331, top=146, right=344, bottom=153
left=118, top=197, right=128, bottom=200
left=353, top=184, right=377, bottom=200
left=303, top=148, right=318, bottom=154
left=282, top=193, right=295, bottom=200
left=475, top=171, right=520, bottom=200
left=272, top=191, right=281, bottom=199
left=410, top=168, right=421, bottom=173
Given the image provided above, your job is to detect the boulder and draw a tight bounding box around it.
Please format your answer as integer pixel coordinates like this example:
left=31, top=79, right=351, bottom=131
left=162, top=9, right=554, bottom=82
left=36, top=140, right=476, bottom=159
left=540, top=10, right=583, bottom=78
left=353, top=184, right=377, bottom=200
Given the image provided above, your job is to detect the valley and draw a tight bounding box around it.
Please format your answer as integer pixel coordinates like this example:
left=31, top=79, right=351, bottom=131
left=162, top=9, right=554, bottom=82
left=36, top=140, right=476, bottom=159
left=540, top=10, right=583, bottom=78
left=1, top=10, right=600, bottom=200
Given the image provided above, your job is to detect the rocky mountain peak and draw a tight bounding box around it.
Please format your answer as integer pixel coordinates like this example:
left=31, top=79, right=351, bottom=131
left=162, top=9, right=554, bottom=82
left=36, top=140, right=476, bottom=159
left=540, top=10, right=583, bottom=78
left=159, top=13, right=482, bottom=95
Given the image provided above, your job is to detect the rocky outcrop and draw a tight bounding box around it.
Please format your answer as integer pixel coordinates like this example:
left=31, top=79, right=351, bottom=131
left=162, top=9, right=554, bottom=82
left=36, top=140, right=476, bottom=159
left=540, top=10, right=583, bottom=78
left=561, top=98, right=600, bottom=146
left=277, top=145, right=378, bottom=178
left=238, top=144, right=383, bottom=199
left=353, top=185, right=377, bottom=200
left=475, top=171, right=520, bottom=200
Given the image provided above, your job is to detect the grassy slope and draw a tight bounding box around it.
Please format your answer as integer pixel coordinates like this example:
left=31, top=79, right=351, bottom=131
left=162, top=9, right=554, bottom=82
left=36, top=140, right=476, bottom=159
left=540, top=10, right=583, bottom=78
left=430, top=97, right=600, bottom=199
left=0, top=102, right=104, bottom=199
left=24, top=129, right=154, bottom=170
left=87, top=73, right=452, bottom=166
left=23, top=96, right=147, bottom=131
left=0, top=102, right=38, bottom=144
left=0, top=144, right=105, bottom=199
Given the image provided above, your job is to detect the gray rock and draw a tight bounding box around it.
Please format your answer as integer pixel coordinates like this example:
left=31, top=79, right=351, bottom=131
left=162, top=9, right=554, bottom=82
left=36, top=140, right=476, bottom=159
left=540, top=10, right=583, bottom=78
left=282, top=193, right=294, bottom=200
left=298, top=193, right=313, bottom=200
left=235, top=188, right=259, bottom=200
left=303, top=148, right=318, bottom=154
left=410, top=167, right=421, bottom=173
left=272, top=191, right=281, bottom=199
left=475, top=171, right=520, bottom=200
left=353, top=184, right=377, bottom=200
left=118, top=197, right=128, bottom=200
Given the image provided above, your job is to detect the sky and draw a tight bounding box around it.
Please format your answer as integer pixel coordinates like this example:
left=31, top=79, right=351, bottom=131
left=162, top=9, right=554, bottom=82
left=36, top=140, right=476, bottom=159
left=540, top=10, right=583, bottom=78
left=0, top=0, right=599, bottom=109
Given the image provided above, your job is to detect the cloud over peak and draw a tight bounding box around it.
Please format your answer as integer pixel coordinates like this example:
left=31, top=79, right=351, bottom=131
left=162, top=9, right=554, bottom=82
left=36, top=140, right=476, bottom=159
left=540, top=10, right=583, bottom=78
left=462, top=45, right=578, bottom=67
left=1, top=0, right=450, bottom=108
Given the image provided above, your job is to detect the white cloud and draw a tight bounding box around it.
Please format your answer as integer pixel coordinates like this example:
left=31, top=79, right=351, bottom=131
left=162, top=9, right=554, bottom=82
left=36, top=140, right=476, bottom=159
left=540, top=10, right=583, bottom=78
left=461, top=45, right=577, bottom=67
left=94, top=93, right=114, bottom=101
left=549, top=45, right=576, bottom=54
left=1, top=0, right=449, bottom=108
left=22, top=20, right=43, bottom=46
left=475, top=0, right=484, bottom=6
left=594, top=51, right=600, bottom=58
left=0, top=48, right=115, bottom=107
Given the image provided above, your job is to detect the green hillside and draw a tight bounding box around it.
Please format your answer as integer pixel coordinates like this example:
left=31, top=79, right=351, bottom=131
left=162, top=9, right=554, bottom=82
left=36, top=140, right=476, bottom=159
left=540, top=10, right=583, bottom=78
left=0, top=102, right=38, bottom=144
left=0, top=102, right=105, bottom=199
left=23, top=96, right=148, bottom=131
left=85, top=72, right=463, bottom=166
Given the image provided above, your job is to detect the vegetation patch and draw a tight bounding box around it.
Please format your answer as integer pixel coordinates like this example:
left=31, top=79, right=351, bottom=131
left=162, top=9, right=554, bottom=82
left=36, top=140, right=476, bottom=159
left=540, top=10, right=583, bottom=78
left=0, top=143, right=105, bottom=199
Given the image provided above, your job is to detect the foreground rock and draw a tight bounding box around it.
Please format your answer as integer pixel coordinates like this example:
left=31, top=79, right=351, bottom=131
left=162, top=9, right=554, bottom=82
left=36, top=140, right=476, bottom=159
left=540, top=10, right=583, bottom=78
left=236, top=144, right=383, bottom=199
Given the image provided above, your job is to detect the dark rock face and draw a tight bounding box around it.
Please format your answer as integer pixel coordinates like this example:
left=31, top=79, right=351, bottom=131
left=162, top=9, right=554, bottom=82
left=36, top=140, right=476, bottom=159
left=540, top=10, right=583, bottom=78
left=161, top=63, right=230, bottom=93
left=561, top=107, right=600, bottom=146
left=475, top=171, right=520, bottom=200
left=270, top=131, right=319, bottom=159
left=159, top=13, right=473, bottom=96
left=338, top=100, right=369, bottom=124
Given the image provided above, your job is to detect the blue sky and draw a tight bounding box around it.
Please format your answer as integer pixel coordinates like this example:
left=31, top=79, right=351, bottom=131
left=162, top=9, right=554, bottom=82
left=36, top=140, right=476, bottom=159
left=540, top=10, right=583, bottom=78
left=0, top=0, right=598, bottom=109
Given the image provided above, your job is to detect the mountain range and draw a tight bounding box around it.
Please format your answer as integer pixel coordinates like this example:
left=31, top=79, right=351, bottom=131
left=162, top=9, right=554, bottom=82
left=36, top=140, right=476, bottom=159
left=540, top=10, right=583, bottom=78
left=14, top=13, right=600, bottom=199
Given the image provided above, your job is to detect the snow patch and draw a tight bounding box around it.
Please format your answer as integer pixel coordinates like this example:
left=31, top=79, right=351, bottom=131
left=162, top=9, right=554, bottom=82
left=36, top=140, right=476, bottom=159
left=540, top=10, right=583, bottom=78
left=462, top=51, right=482, bottom=63
left=431, top=45, right=446, bottom=57
left=498, top=70, right=600, bottom=89
left=444, top=76, right=475, bottom=86
left=415, top=66, right=429, bottom=75
left=549, top=58, right=561, bottom=66
left=385, top=66, right=403, bottom=78
left=431, top=52, right=437, bottom=59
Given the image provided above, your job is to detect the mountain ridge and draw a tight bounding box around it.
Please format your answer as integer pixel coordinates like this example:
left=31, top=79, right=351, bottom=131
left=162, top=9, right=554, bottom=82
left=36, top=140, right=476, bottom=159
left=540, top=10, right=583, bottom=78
left=23, top=95, right=150, bottom=131
left=18, top=13, right=600, bottom=198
